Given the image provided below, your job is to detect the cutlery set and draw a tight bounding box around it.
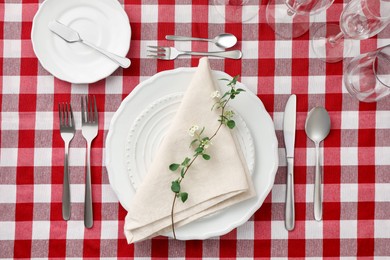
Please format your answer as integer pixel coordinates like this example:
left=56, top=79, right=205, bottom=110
left=282, top=95, right=331, bottom=230
left=59, top=96, right=99, bottom=228
left=50, top=16, right=331, bottom=232
left=48, top=20, right=241, bottom=62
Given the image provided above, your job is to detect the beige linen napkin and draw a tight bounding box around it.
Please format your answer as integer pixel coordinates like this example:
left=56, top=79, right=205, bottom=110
left=124, top=57, right=256, bottom=243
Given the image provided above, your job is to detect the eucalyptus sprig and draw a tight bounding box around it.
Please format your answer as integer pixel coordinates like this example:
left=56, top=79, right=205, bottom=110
left=168, top=75, right=244, bottom=239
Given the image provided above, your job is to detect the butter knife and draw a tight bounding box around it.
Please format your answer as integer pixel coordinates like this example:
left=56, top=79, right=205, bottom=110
left=283, top=94, right=297, bottom=231
left=48, top=20, right=131, bottom=68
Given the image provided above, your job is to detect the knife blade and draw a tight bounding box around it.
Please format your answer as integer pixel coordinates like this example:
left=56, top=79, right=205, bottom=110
left=48, top=21, right=81, bottom=42
left=283, top=94, right=296, bottom=231
left=48, top=20, right=131, bottom=68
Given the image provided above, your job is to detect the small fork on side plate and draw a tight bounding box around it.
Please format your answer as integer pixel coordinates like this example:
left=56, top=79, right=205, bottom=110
left=147, top=46, right=242, bottom=60
left=59, top=102, right=75, bottom=221
left=80, top=95, right=98, bottom=229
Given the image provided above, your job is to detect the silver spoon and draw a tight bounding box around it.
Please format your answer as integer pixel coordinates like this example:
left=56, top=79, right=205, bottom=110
left=305, top=107, right=331, bottom=221
left=165, top=33, right=237, bottom=48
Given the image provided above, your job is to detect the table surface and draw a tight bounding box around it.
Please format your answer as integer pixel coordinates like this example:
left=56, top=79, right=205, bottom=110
left=1, top=0, right=390, bottom=258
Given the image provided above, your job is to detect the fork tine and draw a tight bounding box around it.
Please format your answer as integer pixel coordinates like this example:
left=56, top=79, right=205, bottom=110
left=147, top=54, right=168, bottom=59
left=59, top=103, right=63, bottom=126
left=88, top=96, right=93, bottom=123
left=69, top=103, right=75, bottom=128
left=147, top=46, right=166, bottom=51
left=81, top=96, right=86, bottom=123
left=65, top=103, right=69, bottom=126
left=147, top=50, right=165, bottom=54
left=93, top=95, right=98, bottom=124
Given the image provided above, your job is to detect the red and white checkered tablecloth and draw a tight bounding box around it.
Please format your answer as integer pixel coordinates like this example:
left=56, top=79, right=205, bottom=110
left=1, top=0, right=390, bottom=258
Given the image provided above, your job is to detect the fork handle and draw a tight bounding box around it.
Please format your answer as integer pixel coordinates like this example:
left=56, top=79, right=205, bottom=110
left=84, top=141, right=93, bottom=228
left=181, top=50, right=242, bottom=59
left=62, top=145, right=71, bottom=221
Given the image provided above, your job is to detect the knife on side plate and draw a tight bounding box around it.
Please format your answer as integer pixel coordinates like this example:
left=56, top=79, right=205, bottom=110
left=283, top=94, right=296, bottom=231
left=48, top=20, right=131, bottom=68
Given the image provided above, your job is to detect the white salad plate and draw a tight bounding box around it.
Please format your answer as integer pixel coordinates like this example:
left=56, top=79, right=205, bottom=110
left=31, top=0, right=131, bottom=84
left=106, top=68, right=279, bottom=240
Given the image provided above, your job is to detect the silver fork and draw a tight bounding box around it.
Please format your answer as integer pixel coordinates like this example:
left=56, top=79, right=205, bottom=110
left=147, top=46, right=242, bottom=60
left=80, top=95, right=98, bottom=228
left=59, top=102, right=75, bottom=221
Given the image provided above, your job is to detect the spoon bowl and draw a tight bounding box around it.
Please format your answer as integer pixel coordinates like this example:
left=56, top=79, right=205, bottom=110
left=305, top=106, right=331, bottom=221
left=213, top=33, right=237, bottom=48
left=305, top=107, right=331, bottom=143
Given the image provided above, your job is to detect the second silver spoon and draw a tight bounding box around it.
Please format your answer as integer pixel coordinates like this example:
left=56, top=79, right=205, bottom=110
left=165, top=33, right=237, bottom=48
left=305, top=106, right=331, bottom=221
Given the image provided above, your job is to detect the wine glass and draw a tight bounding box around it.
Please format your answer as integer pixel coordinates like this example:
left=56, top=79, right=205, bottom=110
left=212, top=0, right=260, bottom=23
left=266, top=0, right=334, bottom=39
left=344, top=44, right=390, bottom=102
left=311, top=0, right=390, bottom=63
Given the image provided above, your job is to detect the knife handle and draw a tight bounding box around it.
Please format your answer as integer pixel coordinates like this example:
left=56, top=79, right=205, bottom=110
left=82, top=40, right=131, bottom=68
left=285, top=157, right=295, bottom=231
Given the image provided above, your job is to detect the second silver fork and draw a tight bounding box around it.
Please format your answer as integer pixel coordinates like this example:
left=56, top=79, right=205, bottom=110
left=81, top=95, right=98, bottom=228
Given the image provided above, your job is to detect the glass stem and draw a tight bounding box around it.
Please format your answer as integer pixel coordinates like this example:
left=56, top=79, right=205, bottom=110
left=287, top=9, right=296, bottom=17
left=329, top=32, right=344, bottom=45
left=286, top=2, right=303, bottom=17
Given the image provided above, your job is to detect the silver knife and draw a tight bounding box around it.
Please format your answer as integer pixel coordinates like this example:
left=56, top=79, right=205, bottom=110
left=48, top=20, right=131, bottom=68
left=283, top=94, right=297, bottom=231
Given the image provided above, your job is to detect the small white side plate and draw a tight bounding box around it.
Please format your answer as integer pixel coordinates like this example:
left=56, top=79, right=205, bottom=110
left=31, top=0, right=131, bottom=84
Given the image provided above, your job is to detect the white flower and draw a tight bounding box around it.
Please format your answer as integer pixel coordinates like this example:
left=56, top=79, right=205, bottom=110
left=210, top=91, right=221, bottom=99
left=188, top=125, right=199, bottom=137
left=224, top=110, right=235, bottom=119
left=201, top=139, right=212, bottom=149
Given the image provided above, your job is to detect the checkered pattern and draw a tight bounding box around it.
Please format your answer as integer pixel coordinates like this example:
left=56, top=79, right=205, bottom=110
left=1, top=0, right=390, bottom=258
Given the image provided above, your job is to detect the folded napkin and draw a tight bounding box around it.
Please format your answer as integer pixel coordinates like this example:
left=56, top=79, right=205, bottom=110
left=124, top=57, right=256, bottom=243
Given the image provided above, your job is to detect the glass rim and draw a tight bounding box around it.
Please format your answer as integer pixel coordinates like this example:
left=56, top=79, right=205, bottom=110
left=363, top=0, right=390, bottom=20
left=285, top=0, right=335, bottom=16
left=373, top=44, right=390, bottom=88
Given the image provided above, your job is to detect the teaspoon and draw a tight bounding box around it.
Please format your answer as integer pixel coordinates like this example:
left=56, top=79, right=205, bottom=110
left=165, top=33, right=237, bottom=48
left=305, top=107, right=331, bottom=221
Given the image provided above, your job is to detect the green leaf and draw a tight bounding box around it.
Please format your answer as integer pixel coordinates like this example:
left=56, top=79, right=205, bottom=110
left=182, top=157, right=191, bottom=166
left=230, top=94, right=236, bottom=99
left=202, top=154, right=211, bottom=160
left=199, top=127, right=205, bottom=136
left=231, top=75, right=239, bottom=84
left=169, top=163, right=180, bottom=171
left=236, top=88, right=245, bottom=92
left=195, top=147, right=204, bottom=154
left=221, top=92, right=230, bottom=99
left=227, top=120, right=236, bottom=129
left=190, top=139, right=198, bottom=147
left=171, top=181, right=181, bottom=193
left=179, top=192, right=188, bottom=203
left=180, top=167, right=185, bottom=178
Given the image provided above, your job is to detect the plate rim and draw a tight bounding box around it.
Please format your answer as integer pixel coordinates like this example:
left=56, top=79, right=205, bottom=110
left=31, top=0, right=131, bottom=84
left=105, top=67, right=279, bottom=240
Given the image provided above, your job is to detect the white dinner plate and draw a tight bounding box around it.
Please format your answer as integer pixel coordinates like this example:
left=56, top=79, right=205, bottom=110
left=31, top=0, right=131, bottom=84
left=106, top=68, right=279, bottom=240
left=124, top=92, right=255, bottom=190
